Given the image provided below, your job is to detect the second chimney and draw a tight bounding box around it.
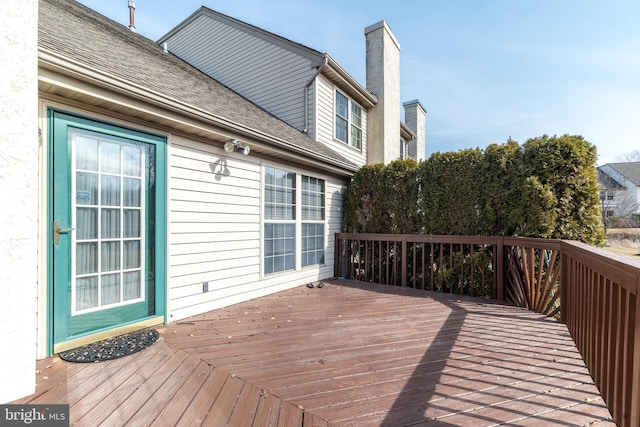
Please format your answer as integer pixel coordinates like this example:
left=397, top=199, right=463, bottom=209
left=403, top=100, right=427, bottom=161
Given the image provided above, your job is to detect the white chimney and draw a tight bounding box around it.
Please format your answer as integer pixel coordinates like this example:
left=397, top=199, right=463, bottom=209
left=365, top=21, right=401, bottom=164
left=403, top=100, right=427, bottom=161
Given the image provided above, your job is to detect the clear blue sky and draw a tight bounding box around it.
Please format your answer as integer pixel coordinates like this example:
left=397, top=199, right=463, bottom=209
left=78, top=0, right=639, bottom=165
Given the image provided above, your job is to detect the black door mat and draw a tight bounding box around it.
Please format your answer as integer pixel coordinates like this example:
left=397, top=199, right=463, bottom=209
left=59, top=328, right=159, bottom=363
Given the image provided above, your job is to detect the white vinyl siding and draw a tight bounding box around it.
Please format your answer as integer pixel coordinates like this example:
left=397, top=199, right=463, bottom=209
left=163, top=14, right=318, bottom=131
left=315, top=75, right=367, bottom=166
left=168, top=135, right=345, bottom=320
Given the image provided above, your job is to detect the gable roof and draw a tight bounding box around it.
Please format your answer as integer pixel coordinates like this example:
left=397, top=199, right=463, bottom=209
left=158, top=7, right=377, bottom=109
left=604, top=162, right=640, bottom=187
left=38, top=0, right=359, bottom=175
left=598, top=169, right=625, bottom=189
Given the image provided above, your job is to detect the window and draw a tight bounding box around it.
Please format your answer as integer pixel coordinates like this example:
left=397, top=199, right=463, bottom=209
left=264, top=167, right=325, bottom=275
left=335, top=90, right=362, bottom=149
left=264, top=167, right=296, bottom=275
left=302, top=176, right=325, bottom=267
left=600, top=190, right=615, bottom=201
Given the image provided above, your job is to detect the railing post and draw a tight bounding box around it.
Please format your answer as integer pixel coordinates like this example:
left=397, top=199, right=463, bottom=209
left=334, top=234, right=341, bottom=278
left=630, top=275, right=640, bottom=427
left=496, top=237, right=504, bottom=301
left=401, top=236, right=407, bottom=287
left=560, top=244, right=568, bottom=325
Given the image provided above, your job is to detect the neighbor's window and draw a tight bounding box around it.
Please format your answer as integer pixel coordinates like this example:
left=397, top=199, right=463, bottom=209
left=301, top=176, right=325, bottom=267
left=600, top=190, right=615, bottom=201
left=264, top=167, right=296, bottom=275
left=335, top=90, right=362, bottom=150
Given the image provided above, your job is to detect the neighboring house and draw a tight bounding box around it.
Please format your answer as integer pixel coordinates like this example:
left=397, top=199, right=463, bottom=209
left=157, top=7, right=426, bottom=166
left=598, top=162, right=640, bottom=227
left=0, top=0, right=424, bottom=403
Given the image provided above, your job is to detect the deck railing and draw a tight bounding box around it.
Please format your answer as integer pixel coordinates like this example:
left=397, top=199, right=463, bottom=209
left=334, top=233, right=640, bottom=427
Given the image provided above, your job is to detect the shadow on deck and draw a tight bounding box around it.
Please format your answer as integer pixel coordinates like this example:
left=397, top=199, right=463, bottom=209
left=14, top=280, right=614, bottom=426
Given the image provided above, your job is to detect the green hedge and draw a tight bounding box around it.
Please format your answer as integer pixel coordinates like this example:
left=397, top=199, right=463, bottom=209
left=343, top=135, right=605, bottom=246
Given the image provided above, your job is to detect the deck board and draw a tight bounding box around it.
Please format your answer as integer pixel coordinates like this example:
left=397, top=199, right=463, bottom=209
left=174, top=366, right=230, bottom=426
left=148, top=360, right=214, bottom=426
left=14, top=280, right=615, bottom=426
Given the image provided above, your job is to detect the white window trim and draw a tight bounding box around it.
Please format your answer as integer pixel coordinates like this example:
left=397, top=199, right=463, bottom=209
left=334, top=88, right=363, bottom=151
left=261, top=163, right=327, bottom=278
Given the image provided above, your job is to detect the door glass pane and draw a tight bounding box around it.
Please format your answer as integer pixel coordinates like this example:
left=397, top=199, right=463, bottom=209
left=76, top=242, right=98, bottom=274
left=76, top=136, right=98, bottom=171
left=123, top=145, right=142, bottom=176
left=101, top=209, right=120, bottom=239
left=76, top=277, right=98, bottom=311
left=76, top=208, right=97, bottom=240
left=100, top=141, right=121, bottom=173
left=101, top=241, right=121, bottom=272
left=101, top=175, right=120, bottom=206
left=123, top=178, right=141, bottom=207
left=124, top=241, right=140, bottom=269
left=124, top=210, right=140, bottom=238
left=76, top=173, right=97, bottom=205
left=124, top=271, right=141, bottom=300
left=101, top=273, right=121, bottom=305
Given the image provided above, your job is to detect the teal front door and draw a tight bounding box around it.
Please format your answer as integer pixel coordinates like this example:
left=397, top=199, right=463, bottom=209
left=49, top=110, right=166, bottom=353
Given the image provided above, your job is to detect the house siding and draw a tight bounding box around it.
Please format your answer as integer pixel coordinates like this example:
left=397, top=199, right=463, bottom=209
left=599, top=164, right=640, bottom=220
left=168, top=135, right=343, bottom=321
left=315, top=74, right=368, bottom=167
left=163, top=14, right=317, bottom=132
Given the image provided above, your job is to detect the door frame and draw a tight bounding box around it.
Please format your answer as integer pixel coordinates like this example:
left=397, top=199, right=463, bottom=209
left=46, top=108, right=168, bottom=355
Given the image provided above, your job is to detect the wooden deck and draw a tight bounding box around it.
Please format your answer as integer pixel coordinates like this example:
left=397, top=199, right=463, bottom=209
left=15, top=280, right=614, bottom=426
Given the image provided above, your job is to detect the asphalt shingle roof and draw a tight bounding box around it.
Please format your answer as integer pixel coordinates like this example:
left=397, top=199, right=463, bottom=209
left=607, top=162, right=640, bottom=187
left=38, top=0, right=357, bottom=173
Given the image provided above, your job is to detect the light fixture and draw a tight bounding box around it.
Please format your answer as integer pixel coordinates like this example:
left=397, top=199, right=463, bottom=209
left=223, top=139, right=250, bottom=156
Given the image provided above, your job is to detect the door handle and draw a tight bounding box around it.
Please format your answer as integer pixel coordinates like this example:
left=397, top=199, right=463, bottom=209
left=53, top=220, right=75, bottom=244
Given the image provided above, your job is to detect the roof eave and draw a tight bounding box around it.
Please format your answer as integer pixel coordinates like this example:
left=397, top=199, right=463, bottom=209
left=38, top=49, right=358, bottom=176
left=323, top=54, right=377, bottom=109
left=400, top=122, right=415, bottom=140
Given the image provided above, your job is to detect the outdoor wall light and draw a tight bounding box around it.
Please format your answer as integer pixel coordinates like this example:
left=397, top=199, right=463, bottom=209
left=224, top=139, right=250, bottom=156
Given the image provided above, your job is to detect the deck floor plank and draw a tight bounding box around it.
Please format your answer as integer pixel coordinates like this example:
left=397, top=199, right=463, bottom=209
left=226, top=380, right=263, bottom=426
left=70, top=343, right=165, bottom=422
left=252, top=392, right=284, bottom=426
left=148, top=359, right=215, bottom=427
left=174, top=366, right=230, bottom=427
left=99, top=345, right=189, bottom=426
left=131, top=350, right=202, bottom=425
left=201, top=374, right=245, bottom=426
left=13, top=280, right=614, bottom=426
left=277, top=401, right=303, bottom=426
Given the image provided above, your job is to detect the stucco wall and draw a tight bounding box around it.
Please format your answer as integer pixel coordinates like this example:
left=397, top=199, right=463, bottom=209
left=0, top=0, right=38, bottom=403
